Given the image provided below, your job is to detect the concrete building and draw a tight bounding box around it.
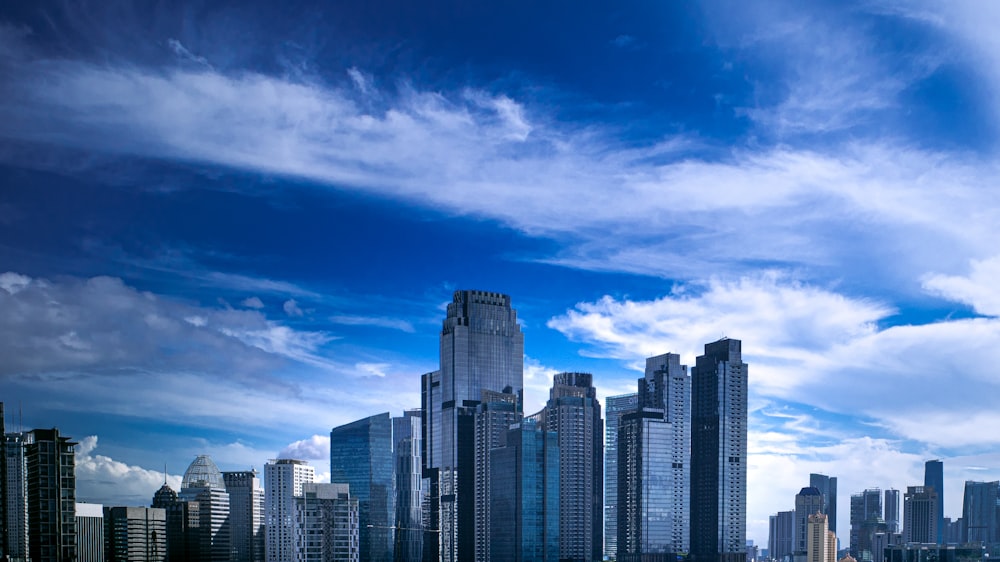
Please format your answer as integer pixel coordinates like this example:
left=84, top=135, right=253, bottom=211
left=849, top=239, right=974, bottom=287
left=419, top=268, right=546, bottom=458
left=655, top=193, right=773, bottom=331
left=690, top=338, right=748, bottom=562
left=795, top=488, right=824, bottom=560
left=26, top=428, right=78, bottom=562
left=76, top=502, right=104, bottom=562
left=904, top=486, right=939, bottom=545
left=297, top=483, right=360, bottom=562
left=224, top=469, right=265, bottom=562
left=770, top=511, right=794, bottom=562
left=265, top=458, right=315, bottom=562
left=104, top=506, right=167, bottom=562
left=806, top=513, right=835, bottom=562
left=422, top=290, right=524, bottom=562
left=604, top=393, right=638, bottom=560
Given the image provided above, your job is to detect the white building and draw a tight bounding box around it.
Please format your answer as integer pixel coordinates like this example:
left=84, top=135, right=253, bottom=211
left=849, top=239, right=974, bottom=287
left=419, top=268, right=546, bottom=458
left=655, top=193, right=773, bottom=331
left=265, top=459, right=315, bottom=562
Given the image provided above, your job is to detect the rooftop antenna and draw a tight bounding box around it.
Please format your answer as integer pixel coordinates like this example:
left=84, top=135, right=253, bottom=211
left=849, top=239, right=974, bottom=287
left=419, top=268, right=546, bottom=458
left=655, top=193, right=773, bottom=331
left=164, top=463, right=168, bottom=486
left=18, top=401, right=22, bottom=433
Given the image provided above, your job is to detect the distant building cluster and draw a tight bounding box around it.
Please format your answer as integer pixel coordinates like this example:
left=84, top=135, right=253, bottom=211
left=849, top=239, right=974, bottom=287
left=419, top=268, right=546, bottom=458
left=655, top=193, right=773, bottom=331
left=767, top=460, right=995, bottom=562
left=0, top=290, right=751, bottom=561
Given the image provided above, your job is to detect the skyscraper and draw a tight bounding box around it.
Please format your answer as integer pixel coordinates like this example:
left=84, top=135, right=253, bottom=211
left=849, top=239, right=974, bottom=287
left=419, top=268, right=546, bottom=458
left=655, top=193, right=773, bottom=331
left=769, top=511, right=794, bottom=562
left=604, top=393, right=638, bottom=560
left=963, top=481, right=1000, bottom=548
left=474, top=388, right=522, bottom=562
left=618, top=352, right=691, bottom=560
left=849, top=488, right=883, bottom=559
left=26, top=427, right=78, bottom=562
left=806, top=513, right=835, bottom=562
left=690, top=338, right=748, bottom=562
left=885, top=489, right=901, bottom=535
left=810, top=474, right=838, bottom=535
left=545, top=372, right=604, bottom=562
left=925, top=460, right=944, bottom=544
left=223, top=469, right=265, bottom=562
left=489, top=418, right=559, bottom=562
left=330, top=412, right=395, bottom=562
left=297, top=483, right=360, bottom=562
left=179, top=455, right=231, bottom=562
left=424, top=290, right=524, bottom=562
left=394, top=410, right=425, bottom=562
left=265, top=458, right=315, bottom=562
left=3, top=430, right=29, bottom=562
left=104, top=506, right=167, bottom=562
left=903, top=486, right=939, bottom=544
left=795, top=488, right=825, bottom=560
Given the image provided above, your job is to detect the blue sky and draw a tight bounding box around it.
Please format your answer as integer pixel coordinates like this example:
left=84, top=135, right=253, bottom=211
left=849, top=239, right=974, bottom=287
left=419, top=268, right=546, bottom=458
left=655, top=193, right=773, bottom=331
left=3, top=0, right=1000, bottom=545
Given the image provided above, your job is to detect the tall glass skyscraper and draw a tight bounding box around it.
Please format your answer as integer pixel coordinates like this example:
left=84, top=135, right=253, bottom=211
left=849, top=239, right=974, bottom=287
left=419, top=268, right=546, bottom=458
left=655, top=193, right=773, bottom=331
left=925, top=460, right=944, bottom=544
left=690, top=338, right=748, bottom=562
left=474, top=388, right=522, bottom=562
left=884, top=488, right=900, bottom=535
left=223, top=469, right=265, bottom=562
left=810, top=474, right=838, bottom=535
left=394, top=410, right=425, bottom=562
left=604, top=393, right=638, bottom=560
left=962, top=481, right=999, bottom=547
left=545, top=372, right=603, bottom=562
left=423, top=290, right=523, bottom=562
left=330, top=412, right=395, bottom=562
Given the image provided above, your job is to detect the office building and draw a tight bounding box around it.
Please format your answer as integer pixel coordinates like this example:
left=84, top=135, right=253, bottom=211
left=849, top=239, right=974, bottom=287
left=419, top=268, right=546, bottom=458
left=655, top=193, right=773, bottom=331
left=475, top=388, right=522, bottom=562
left=76, top=502, right=104, bottom=562
left=330, top=412, right=395, bottom=562
left=179, top=455, right=231, bottom=562
left=104, top=506, right=167, bottom=562
left=394, top=410, right=425, bottom=562
left=489, top=418, right=559, bottom=562
left=885, top=489, right=901, bottom=535
left=925, top=461, right=945, bottom=544
left=770, top=511, right=794, bottom=562
left=3, top=430, right=29, bottom=562
left=605, top=393, right=638, bottom=560
left=297, top=483, right=360, bottom=562
left=807, top=513, right=836, bottom=562
left=265, top=458, right=315, bottom=562
left=224, top=469, right=265, bottom=562
left=850, top=489, right=883, bottom=560
left=545, top=372, right=604, bottom=562
left=963, top=481, right=1000, bottom=547
left=885, top=543, right=985, bottom=562
left=795, top=488, right=824, bottom=560
left=690, top=338, right=748, bottom=562
left=618, top=353, right=691, bottom=560
left=904, top=486, right=939, bottom=544
left=423, top=290, right=524, bottom=562
left=26, top=428, right=78, bottom=562
left=810, top=474, right=838, bottom=535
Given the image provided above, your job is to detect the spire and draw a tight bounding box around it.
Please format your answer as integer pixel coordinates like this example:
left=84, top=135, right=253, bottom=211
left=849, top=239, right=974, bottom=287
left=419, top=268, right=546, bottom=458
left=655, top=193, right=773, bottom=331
left=163, top=463, right=168, bottom=485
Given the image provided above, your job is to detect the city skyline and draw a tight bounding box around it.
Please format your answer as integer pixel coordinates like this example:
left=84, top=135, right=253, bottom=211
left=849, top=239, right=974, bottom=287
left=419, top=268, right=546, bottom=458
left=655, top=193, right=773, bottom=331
left=4, top=0, right=1000, bottom=549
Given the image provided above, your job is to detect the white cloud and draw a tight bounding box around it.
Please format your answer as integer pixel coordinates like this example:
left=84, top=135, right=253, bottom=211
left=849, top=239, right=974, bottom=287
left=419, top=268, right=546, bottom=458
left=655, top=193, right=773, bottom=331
left=329, top=314, right=414, bottom=332
left=922, top=255, right=1000, bottom=317
left=279, top=434, right=330, bottom=461
left=283, top=299, right=304, bottom=317
left=241, top=296, right=265, bottom=309
left=356, top=362, right=389, bottom=378
left=76, top=435, right=183, bottom=505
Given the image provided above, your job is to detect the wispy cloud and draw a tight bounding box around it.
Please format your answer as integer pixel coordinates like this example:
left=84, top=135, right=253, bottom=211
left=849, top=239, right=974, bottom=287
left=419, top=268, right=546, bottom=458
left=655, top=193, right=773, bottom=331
left=329, top=314, right=414, bottom=333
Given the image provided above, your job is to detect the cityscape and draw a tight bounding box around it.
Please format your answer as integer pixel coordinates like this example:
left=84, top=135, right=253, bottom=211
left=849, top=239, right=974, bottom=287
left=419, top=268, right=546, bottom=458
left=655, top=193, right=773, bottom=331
left=4, top=0, right=1000, bottom=561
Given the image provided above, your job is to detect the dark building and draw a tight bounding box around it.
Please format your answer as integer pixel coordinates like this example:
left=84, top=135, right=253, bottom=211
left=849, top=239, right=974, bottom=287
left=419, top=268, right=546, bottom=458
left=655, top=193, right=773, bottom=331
left=104, top=506, right=167, bottom=562
left=330, top=412, right=395, bottom=562
left=963, top=481, right=999, bottom=549
left=423, top=290, right=524, bottom=562
left=545, top=372, right=603, bottom=562
left=794, top=487, right=824, bottom=558
left=394, top=410, right=425, bottom=562
left=769, top=511, right=794, bottom=562
left=850, top=488, right=883, bottom=560
left=905, top=486, right=939, bottom=545
left=489, top=418, right=559, bottom=562
left=926, top=461, right=945, bottom=544
left=810, top=474, right=838, bottom=535
left=475, top=388, right=522, bottom=562
left=690, top=338, right=748, bottom=562
left=223, top=469, right=265, bottom=562
left=26, top=428, right=78, bottom=562
left=605, top=393, right=639, bottom=560
left=885, top=543, right=985, bottom=562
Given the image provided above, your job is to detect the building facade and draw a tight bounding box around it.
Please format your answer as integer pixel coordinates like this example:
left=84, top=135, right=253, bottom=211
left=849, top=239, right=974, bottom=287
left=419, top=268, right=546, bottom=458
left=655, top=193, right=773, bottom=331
left=810, top=474, right=838, bottom=535
left=394, top=410, right=425, bottom=562
left=904, top=486, right=939, bottom=545
left=545, top=372, right=603, bottom=562
left=770, top=511, right=794, bottom=562
left=850, top=488, right=883, bottom=560
left=330, top=412, right=395, bottom=562
left=690, top=338, right=748, bottom=562
left=474, top=388, right=522, bottom=562
left=104, top=506, right=167, bottom=562
left=795, top=487, right=824, bottom=560
left=605, top=393, right=638, bottom=560
left=962, top=481, right=999, bottom=548
left=3, top=431, right=29, bottom=562
left=224, top=469, right=265, bottom=562
left=424, top=290, right=524, bottom=562
left=265, top=458, right=315, bottom=562
left=76, top=502, right=105, bottom=562
left=179, top=455, right=231, bottom=562
left=925, top=461, right=945, bottom=544
left=806, top=513, right=835, bottom=562
left=297, top=483, right=360, bottom=562
left=885, top=489, right=901, bottom=535
left=26, top=428, right=78, bottom=562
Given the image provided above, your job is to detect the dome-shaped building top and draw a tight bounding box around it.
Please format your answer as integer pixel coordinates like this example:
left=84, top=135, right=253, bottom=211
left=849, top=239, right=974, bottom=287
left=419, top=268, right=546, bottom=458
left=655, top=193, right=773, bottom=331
left=181, top=454, right=224, bottom=489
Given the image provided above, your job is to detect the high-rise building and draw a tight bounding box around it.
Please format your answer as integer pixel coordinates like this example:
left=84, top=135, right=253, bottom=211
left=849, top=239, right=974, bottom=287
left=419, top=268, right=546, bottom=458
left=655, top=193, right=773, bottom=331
left=770, top=511, right=794, bottom=562
left=151, top=479, right=199, bottom=562
left=925, top=461, right=945, bottom=544
left=690, top=338, right=748, bottom=562
left=604, top=393, right=638, bottom=560
left=265, top=458, right=315, bottom=562
left=489, top=418, right=559, bottom=562
left=394, top=410, right=425, bottom=562
left=795, top=488, right=825, bottom=560
left=810, top=474, right=838, bottom=535
left=618, top=353, right=691, bottom=560
left=963, top=481, right=1000, bottom=547
left=0, top=403, right=5, bottom=561
left=330, top=412, right=395, bottom=562
left=545, top=372, right=604, bottom=562
left=224, top=469, right=265, bottom=562
left=806, top=513, right=835, bottom=562
left=885, top=543, right=985, bottom=562
left=885, top=489, right=901, bottom=535
left=104, top=506, right=167, bottom=561
left=297, top=483, right=360, bottom=562
left=904, top=486, right=939, bottom=544
left=3, top=430, right=29, bottom=562
left=76, top=502, right=104, bottom=562
left=26, top=427, right=78, bottom=562
left=179, top=455, right=231, bottom=562
left=424, top=290, right=524, bottom=562
left=849, top=488, right=883, bottom=559
left=474, top=388, right=522, bottom=562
